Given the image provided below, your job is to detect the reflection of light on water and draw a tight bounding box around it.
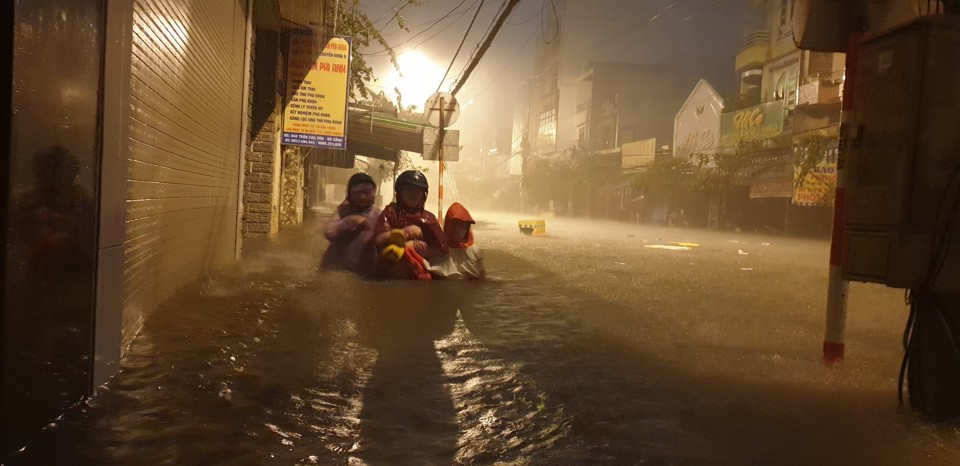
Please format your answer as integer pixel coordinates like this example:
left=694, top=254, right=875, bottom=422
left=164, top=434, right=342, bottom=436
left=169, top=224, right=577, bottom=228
left=434, top=310, right=572, bottom=463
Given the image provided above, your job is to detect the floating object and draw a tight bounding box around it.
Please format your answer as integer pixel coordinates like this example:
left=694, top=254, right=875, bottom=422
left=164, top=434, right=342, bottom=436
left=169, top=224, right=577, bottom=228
left=674, top=242, right=700, bottom=248
left=737, top=249, right=749, bottom=255
left=761, top=242, right=771, bottom=246
left=518, top=219, right=546, bottom=236
left=741, top=267, right=754, bottom=271
left=644, top=244, right=692, bottom=251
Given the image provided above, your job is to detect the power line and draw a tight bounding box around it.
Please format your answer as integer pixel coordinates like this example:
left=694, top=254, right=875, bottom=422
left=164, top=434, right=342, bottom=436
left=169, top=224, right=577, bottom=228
left=379, top=0, right=475, bottom=38
left=463, top=25, right=538, bottom=100
left=454, top=0, right=510, bottom=80
left=362, top=0, right=478, bottom=56
left=508, top=0, right=549, bottom=25
left=541, top=0, right=558, bottom=44
left=435, top=0, right=488, bottom=95
left=451, top=0, right=524, bottom=97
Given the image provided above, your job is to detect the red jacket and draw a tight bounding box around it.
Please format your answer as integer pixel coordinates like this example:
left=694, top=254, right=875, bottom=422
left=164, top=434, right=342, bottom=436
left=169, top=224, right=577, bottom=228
left=444, top=202, right=475, bottom=248
left=376, top=203, right=448, bottom=259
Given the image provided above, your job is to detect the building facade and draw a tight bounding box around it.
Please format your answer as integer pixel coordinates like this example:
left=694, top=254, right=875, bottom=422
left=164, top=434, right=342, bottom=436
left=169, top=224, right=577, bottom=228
left=0, top=0, right=364, bottom=456
left=719, top=0, right=846, bottom=235
left=516, top=0, right=742, bottom=218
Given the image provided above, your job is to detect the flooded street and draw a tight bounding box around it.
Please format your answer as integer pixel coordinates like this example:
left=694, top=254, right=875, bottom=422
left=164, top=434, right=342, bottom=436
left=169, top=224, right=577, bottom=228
left=9, top=211, right=960, bottom=465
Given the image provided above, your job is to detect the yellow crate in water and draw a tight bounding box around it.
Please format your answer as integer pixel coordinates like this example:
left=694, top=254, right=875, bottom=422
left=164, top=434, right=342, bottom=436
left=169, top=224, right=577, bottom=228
left=518, top=219, right=546, bottom=236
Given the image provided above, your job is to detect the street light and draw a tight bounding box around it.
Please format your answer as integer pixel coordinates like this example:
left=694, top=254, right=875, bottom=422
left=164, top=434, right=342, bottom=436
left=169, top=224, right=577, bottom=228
left=384, top=51, right=445, bottom=111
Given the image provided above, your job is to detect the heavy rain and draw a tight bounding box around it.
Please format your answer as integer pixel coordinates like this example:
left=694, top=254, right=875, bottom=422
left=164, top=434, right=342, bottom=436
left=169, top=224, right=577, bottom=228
left=3, top=1, right=960, bottom=465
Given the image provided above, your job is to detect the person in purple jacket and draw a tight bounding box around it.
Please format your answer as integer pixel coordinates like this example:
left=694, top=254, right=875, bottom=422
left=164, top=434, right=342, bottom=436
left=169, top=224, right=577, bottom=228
left=320, top=172, right=382, bottom=277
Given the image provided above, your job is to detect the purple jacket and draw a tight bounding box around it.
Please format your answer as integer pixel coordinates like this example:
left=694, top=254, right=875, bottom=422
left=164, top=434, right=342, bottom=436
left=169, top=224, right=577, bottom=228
left=320, top=201, right=381, bottom=277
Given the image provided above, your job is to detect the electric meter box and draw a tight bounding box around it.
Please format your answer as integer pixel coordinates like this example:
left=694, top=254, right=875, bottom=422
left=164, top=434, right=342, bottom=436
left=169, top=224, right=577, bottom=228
left=843, top=16, right=960, bottom=292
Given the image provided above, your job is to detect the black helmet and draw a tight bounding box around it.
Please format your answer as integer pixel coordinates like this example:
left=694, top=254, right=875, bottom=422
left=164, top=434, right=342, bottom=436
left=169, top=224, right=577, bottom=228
left=347, top=172, right=376, bottom=191
left=395, top=170, right=429, bottom=193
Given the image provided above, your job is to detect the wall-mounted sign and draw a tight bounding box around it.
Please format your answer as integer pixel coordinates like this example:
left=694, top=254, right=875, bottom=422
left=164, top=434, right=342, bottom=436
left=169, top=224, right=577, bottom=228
left=622, top=138, right=656, bottom=169
left=422, top=128, right=460, bottom=161
left=282, top=33, right=351, bottom=149
left=719, top=100, right=784, bottom=147
left=674, top=79, right=723, bottom=161
left=793, top=146, right=838, bottom=206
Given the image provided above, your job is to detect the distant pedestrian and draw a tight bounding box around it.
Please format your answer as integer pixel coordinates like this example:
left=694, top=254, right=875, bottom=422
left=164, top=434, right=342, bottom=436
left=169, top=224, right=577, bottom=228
left=320, top=172, right=381, bottom=277
left=375, top=170, right=448, bottom=280
left=667, top=209, right=688, bottom=227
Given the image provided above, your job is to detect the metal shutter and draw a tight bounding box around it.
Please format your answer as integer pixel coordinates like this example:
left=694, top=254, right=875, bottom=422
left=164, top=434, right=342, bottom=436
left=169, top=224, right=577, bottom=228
left=124, top=0, right=246, bottom=342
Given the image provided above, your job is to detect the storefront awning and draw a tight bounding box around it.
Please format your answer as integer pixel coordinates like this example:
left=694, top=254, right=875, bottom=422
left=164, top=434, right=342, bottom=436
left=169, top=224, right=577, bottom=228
left=346, top=109, right=427, bottom=161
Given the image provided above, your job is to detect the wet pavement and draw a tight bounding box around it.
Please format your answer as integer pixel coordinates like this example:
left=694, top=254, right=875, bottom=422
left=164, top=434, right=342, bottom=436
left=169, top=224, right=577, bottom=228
left=7, top=210, right=960, bottom=465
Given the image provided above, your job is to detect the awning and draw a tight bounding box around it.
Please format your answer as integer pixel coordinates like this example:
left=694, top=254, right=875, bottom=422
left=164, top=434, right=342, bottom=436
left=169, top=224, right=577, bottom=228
left=347, top=109, right=427, bottom=160
left=749, top=166, right=793, bottom=199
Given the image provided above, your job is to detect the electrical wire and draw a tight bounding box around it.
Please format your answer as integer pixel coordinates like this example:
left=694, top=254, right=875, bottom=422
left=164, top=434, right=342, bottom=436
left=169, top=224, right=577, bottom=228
left=456, top=25, right=538, bottom=102
left=379, top=0, right=474, bottom=38
left=451, top=0, right=523, bottom=97
left=541, top=0, right=559, bottom=44
left=508, top=0, right=550, bottom=25
left=897, top=143, right=960, bottom=410
left=453, top=0, right=510, bottom=82
left=435, top=0, right=488, bottom=95
left=362, top=0, right=477, bottom=56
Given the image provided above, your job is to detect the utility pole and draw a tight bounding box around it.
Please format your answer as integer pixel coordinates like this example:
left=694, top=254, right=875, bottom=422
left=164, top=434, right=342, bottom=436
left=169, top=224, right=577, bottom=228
left=519, top=132, right=529, bottom=213
left=823, top=34, right=861, bottom=365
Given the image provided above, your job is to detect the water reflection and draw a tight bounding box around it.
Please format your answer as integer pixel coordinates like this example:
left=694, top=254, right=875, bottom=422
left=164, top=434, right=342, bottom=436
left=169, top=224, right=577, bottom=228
left=3, top=146, right=95, bottom=451
left=354, top=283, right=459, bottom=464
left=8, top=215, right=960, bottom=465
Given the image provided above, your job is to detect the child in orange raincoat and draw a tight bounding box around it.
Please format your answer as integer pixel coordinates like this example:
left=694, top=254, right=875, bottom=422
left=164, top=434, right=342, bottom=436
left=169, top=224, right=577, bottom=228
left=427, top=202, right=485, bottom=279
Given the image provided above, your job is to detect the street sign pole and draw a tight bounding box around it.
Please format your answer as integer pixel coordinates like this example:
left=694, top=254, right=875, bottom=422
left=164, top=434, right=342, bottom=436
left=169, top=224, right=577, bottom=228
left=424, top=92, right=459, bottom=223
left=438, top=97, right=445, bottom=223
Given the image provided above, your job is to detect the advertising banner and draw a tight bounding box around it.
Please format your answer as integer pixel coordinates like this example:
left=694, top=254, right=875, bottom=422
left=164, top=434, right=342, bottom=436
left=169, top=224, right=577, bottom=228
left=621, top=138, right=656, bottom=169
left=282, top=33, right=351, bottom=149
left=719, top=100, right=784, bottom=148
left=792, top=146, right=838, bottom=206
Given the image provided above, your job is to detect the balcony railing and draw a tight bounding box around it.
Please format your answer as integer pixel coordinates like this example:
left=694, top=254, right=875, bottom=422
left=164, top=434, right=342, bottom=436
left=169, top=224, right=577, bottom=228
left=797, top=70, right=844, bottom=107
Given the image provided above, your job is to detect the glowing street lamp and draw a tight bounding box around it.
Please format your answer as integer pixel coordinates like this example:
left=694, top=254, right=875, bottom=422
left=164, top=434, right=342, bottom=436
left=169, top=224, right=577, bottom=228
left=384, top=51, right=446, bottom=111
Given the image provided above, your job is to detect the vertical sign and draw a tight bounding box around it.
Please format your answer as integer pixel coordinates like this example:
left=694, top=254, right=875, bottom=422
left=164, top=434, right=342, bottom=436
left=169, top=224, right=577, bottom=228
left=792, top=146, right=839, bottom=206
left=282, top=33, right=351, bottom=148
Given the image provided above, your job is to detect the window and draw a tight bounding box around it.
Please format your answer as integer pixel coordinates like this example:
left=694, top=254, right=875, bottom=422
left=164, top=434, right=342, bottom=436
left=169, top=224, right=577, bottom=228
left=779, top=0, right=792, bottom=35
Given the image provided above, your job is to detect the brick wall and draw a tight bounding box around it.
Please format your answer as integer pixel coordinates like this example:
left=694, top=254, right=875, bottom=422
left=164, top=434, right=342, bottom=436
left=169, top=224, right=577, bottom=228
left=243, top=120, right=277, bottom=236
left=242, top=26, right=281, bottom=237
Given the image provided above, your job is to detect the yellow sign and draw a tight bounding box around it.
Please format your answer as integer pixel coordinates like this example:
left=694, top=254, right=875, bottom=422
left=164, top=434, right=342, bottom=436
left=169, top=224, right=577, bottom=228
left=719, top=101, right=784, bottom=147
left=282, top=34, right=351, bottom=148
left=793, top=159, right=837, bottom=206
left=518, top=220, right=546, bottom=236
left=733, top=107, right=765, bottom=129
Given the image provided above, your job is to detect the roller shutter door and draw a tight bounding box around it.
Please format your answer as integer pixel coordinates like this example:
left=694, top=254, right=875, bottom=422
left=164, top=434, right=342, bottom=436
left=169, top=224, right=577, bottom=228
left=124, top=0, right=246, bottom=342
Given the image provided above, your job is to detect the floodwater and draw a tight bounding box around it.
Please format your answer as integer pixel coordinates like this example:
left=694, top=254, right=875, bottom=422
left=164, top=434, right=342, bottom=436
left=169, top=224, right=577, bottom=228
left=7, top=211, right=960, bottom=465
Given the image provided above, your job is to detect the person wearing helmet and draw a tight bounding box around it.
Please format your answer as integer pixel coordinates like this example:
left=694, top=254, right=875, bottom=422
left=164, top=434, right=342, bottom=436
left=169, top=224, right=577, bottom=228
left=320, top=172, right=381, bottom=277
left=374, top=170, right=448, bottom=279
